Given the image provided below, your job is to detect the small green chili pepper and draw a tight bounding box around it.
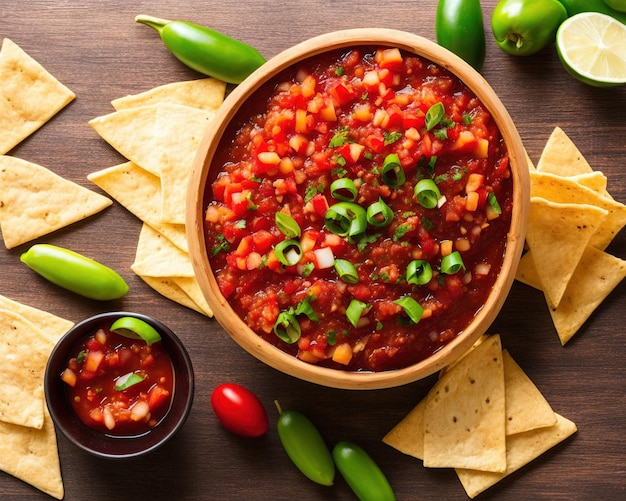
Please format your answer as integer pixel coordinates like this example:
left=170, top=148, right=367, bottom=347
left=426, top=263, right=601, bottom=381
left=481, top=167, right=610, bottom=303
left=332, top=441, right=397, bottom=501
left=135, top=14, right=266, bottom=84
left=274, top=401, right=335, bottom=486
left=20, top=244, right=129, bottom=301
left=491, top=0, right=568, bottom=56
left=436, top=0, right=486, bottom=71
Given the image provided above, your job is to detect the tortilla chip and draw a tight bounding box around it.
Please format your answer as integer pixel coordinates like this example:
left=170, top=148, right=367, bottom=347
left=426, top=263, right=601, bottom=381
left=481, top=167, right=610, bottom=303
left=515, top=251, right=542, bottom=290
left=173, top=277, right=213, bottom=317
left=0, top=156, right=112, bottom=249
left=0, top=294, right=73, bottom=344
left=455, top=413, right=577, bottom=499
left=502, top=350, right=556, bottom=435
left=549, top=246, right=626, bottom=345
left=569, top=171, right=608, bottom=196
left=536, top=127, right=592, bottom=177
left=526, top=197, right=607, bottom=309
left=529, top=171, right=626, bottom=250
left=0, top=38, right=75, bottom=154
left=423, top=335, right=506, bottom=472
left=87, top=162, right=188, bottom=252
left=383, top=397, right=427, bottom=460
left=131, top=223, right=195, bottom=277
left=138, top=275, right=205, bottom=313
left=111, top=78, right=226, bottom=112
left=0, top=404, right=64, bottom=499
left=0, top=309, right=55, bottom=429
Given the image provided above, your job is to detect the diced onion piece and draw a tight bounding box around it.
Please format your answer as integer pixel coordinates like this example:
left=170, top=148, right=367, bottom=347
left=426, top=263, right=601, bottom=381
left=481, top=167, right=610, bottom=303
left=61, top=368, right=77, bottom=388
left=103, top=406, right=116, bottom=430
left=131, top=401, right=151, bottom=422
left=314, top=246, right=335, bottom=269
left=475, top=262, right=492, bottom=276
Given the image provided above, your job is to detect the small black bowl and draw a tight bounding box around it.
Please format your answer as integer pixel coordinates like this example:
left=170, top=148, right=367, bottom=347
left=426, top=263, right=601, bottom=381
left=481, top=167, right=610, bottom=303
left=44, top=312, right=194, bottom=459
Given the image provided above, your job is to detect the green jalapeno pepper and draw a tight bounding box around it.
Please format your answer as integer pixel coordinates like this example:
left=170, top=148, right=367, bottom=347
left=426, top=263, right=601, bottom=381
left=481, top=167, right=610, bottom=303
left=435, top=0, right=486, bottom=71
left=20, top=244, right=129, bottom=300
left=135, top=14, right=266, bottom=84
left=557, top=0, right=626, bottom=23
left=491, top=0, right=568, bottom=56
left=332, top=441, right=396, bottom=501
left=274, top=401, right=335, bottom=486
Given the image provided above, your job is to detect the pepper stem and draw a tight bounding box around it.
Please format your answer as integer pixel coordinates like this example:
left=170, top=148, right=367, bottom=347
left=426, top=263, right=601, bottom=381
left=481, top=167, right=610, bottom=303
left=135, top=14, right=172, bottom=34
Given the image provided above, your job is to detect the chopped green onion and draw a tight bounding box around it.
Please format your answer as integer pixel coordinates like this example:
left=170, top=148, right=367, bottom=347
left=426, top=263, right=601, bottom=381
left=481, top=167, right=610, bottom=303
left=487, top=192, right=502, bottom=214
left=346, top=299, right=368, bottom=328
left=394, top=296, right=424, bottom=324
left=441, top=251, right=465, bottom=274
left=414, top=179, right=442, bottom=209
left=274, top=239, right=303, bottom=266
left=366, top=198, right=394, bottom=227
left=324, top=202, right=367, bottom=240
left=275, top=212, right=301, bottom=238
left=406, top=260, right=432, bottom=285
left=295, top=296, right=319, bottom=322
left=381, top=153, right=405, bottom=188
left=334, top=259, right=359, bottom=284
left=330, top=178, right=358, bottom=201
left=273, top=312, right=301, bottom=344
left=115, top=372, right=145, bottom=391
left=425, top=102, right=445, bottom=131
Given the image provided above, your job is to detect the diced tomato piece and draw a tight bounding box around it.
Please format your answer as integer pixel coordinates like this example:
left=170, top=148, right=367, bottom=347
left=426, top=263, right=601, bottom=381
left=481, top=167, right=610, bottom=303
left=376, top=48, right=403, bottom=70
left=252, top=229, right=274, bottom=253
left=402, top=110, right=425, bottom=130
left=365, top=134, right=385, bottom=153
left=61, top=368, right=77, bottom=387
left=83, top=350, right=104, bottom=373
left=142, top=354, right=155, bottom=368
left=331, top=82, right=357, bottom=105
left=310, top=193, right=329, bottom=216
left=147, top=385, right=171, bottom=411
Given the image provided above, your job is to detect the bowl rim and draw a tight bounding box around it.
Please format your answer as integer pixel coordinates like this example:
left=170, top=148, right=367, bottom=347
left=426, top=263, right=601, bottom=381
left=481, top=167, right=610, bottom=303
left=44, top=311, right=195, bottom=459
left=187, top=28, right=530, bottom=390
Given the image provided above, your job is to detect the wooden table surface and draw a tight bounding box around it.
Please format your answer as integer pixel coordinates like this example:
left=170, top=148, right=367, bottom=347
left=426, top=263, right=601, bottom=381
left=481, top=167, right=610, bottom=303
left=1, top=1, right=625, bottom=499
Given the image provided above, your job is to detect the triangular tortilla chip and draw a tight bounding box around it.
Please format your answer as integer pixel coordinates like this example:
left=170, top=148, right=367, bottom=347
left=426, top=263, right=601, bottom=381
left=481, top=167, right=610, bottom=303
left=111, top=78, right=226, bottom=112
left=382, top=397, right=427, bottom=460
left=549, top=246, right=626, bottom=345
left=173, top=277, right=213, bottom=317
left=87, top=162, right=188, bottom=252
left=130, top=223, right=194, bottom=277
left=502, top=350, right=556, bottom=435
left=526, top=197, right=607, bottom=309
left=455, top=413, right=577, bottom=499
left=0, top=404, right=64, bottom=499
left=569, top=171, right=608, bottom=196
left=423, top=335, right=506, bottom=472
left=154, top=103, right=214, bottom=224
left=515, top=251, right=542, bottom=290
left=0, top=156, right=112, bottom=249
left=138, top=275, right=204, bottom=313
left=529, top=171, right=626, bottom=250
left=0, top=309, right=55, bottom=429
left=0, top=38, right=75, bottom=154
left=536, top=127, right=592, bottom=176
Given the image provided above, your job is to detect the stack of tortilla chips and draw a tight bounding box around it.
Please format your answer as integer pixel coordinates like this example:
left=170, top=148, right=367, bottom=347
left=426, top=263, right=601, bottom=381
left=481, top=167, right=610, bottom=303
left=0, top=38, right=112, bottom=250
left=516, top=127, right=626, bottom=344
left=87, top=78, right=227, bottom=316
left=383, top=334, right=577, bottom=498
left=0, top=294, right=73, bottom=499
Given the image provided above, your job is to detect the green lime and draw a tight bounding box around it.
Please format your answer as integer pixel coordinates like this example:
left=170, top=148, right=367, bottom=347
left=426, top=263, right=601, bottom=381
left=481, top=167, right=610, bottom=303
left=110, top=316, right=162, bottom=345
left=603, top=0, right=626, bottom=13
left=556, top=12, right=626, bottom=87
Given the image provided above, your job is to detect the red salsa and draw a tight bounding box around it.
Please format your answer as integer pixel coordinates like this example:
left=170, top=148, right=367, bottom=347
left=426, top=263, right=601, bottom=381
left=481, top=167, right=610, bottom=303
left=61, top=324, right=174, bottom=436
left=204, top=47, right=513, bottom=372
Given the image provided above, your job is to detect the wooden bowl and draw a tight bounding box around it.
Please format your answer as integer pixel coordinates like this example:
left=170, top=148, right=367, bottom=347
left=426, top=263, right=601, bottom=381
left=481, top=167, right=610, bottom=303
left=187, top=29, right=529, bottom=390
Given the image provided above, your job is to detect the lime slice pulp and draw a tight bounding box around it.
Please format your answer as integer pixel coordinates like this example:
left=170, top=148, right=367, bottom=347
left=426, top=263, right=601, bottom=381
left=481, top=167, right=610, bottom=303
left=110, top=316, right=162, bottom=345
left=556, top=12, right=626, bottom=87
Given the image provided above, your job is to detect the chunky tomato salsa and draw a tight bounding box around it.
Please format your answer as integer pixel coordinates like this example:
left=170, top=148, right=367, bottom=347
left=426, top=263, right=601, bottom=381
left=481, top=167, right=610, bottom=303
left=61, top=325, right=173, bottom=436
left=204, top=47, right=513, bottom=372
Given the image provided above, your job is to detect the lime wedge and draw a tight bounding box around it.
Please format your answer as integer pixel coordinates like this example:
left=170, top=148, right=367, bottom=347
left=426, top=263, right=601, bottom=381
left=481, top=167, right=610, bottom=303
left=110, top=316, right=162, bottom=345
left=115, top=372, right=145, bottom=391
left=556, top=12, right=626, bottom=87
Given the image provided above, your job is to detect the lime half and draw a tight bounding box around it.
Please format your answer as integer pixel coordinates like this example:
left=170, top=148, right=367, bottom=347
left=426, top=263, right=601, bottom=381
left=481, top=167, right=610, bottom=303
left=110, top=316, right=162, bottom=345
left=556, top=12, right=626, bottom=87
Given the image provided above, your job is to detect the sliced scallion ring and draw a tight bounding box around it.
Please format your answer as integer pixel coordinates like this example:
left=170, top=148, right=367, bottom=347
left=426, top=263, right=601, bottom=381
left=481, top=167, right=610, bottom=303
left=324, top=202, right=367, bottom=240
left=406, top=260, right=432, bottom=285
left=380, top=153, right=405, bottom=188
left=273, top=312, right=301, bottom=344
left=330, top=178, right=358, bottom=201
left=334, top=259, right=359, bottom=284
left=441, top=251, right=465, bottom=274
left=275, top=212, right=301, bottom=238
left=414, top=179, right=442, bottom=209
left=274, top=239, right=303, bottom=266
left=346, top=299, right=368, bottom=328
left=394, top=296, right=424, bottom=324
left=366, top=198, right=394, bottom=227
left=115, top=372, right=145, bottom=391
left=425, top=102, right=445, bottom=131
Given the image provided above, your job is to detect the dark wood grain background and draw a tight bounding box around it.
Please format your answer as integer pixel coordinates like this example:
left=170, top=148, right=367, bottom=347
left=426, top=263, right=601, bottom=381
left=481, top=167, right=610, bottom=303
left=1, top=1, right=625, bottom=499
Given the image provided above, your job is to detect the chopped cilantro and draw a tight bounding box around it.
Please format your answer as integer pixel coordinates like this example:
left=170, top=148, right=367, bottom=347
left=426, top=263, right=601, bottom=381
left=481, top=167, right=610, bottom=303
left=421, top=217, right=433, bottom=230
left=301, top=262, right=315, bottom=277
left=326, top=330, right=337, bottom=345
left=384, top=131, right=402, bottom=145
left=462, top=113, right=473, bottom=125
left=211, top=234, right=230, bottom=256
left=335, top=66, right=345, bottom=76
left=329, top=126, right=350, bottom=148
left=304, top=184, right=324, bottom=203
left=336, top=154, right=347, bottom=167
left=433, top=128, right=448, bottom=140
left=331, top=166, right=347, bottom=178
left=393, top=223, right=412, bottom=241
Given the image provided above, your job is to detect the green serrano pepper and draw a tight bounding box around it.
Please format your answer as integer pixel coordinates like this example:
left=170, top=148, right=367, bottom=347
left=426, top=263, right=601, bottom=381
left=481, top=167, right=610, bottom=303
left=135, top=14, right=266, bottom=84
left=332, top=441, right=396, bottom=501
left=274, top=401, right=335, bottom=486
left=20, top=244, right=129, bottom=301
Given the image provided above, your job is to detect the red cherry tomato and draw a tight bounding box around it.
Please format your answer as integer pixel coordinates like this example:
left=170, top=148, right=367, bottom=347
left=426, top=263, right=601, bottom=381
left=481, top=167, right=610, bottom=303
left=210, top=383, right=269, bottom=437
